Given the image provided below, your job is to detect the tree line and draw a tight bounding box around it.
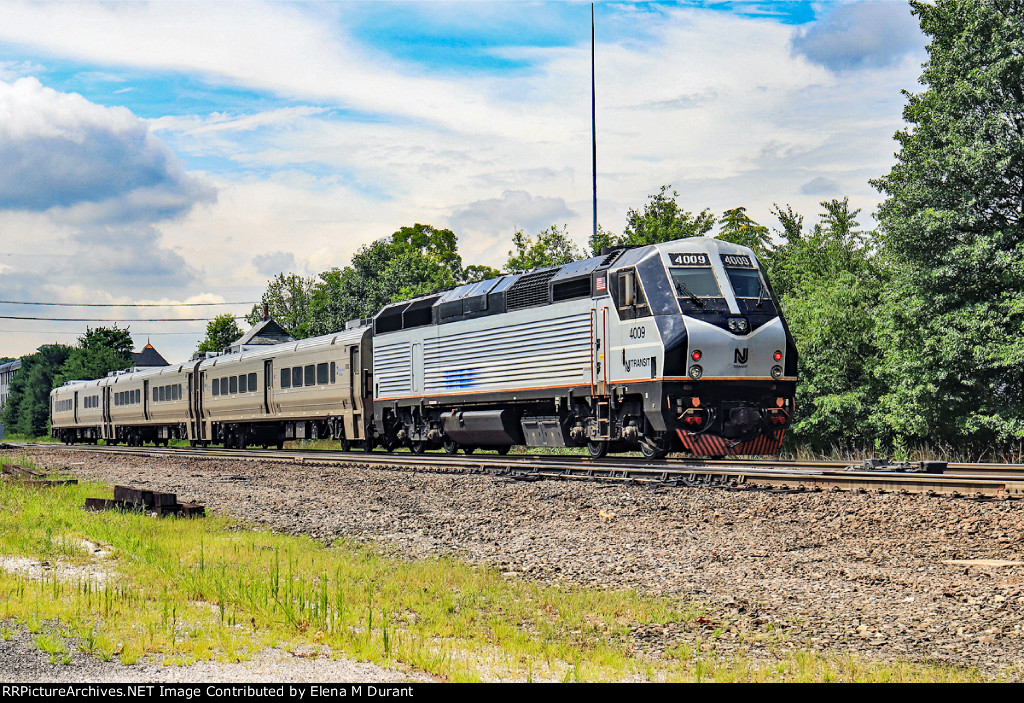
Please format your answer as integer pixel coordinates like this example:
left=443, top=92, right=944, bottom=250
left=4, top=0, right=1021, bottom=457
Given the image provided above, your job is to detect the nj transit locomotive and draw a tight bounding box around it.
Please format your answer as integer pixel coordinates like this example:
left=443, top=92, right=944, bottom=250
left=51, top=237, right=797, bottom=458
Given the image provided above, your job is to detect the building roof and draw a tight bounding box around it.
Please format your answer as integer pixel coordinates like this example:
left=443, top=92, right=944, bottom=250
left=131, top=343, right=169, bottom=368
left=227, top=318, right=295, bottom=352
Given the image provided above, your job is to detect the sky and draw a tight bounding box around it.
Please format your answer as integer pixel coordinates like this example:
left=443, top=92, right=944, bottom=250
left=0, top=0, right=927, bottom=364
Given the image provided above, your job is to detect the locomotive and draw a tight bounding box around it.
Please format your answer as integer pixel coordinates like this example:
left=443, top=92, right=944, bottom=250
left=51, top=237, right=797, bottom=458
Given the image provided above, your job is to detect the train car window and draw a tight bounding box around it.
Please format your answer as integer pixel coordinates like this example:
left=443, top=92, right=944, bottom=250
left=281, top=369, right=290, bottom=389
left=239, top=374, right=247, bottom=393
left=330, top=362, right=336, bottom=383
left=292, top=367, right=302, bottom=388
left=304, top=365, right=315, bottom=386
left=213, top=379, right=220, bottom=396
left=133, top=389, right=139, bottom=404
left=230, top=376, right=238, bottom=394
left=156, top=387, right=162, bottom=402
left=317, top=363, right=328, bottom=385
left=248, top=372, right=257, bottom=391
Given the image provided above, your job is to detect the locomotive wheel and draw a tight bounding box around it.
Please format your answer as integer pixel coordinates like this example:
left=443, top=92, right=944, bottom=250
left=463, top=446, right=476, bottom=455
left=587, top=441, right=608, bottom=459
left=443, top=438, right=458, bottom=455
left=640, top=433, right=670, bottom=460
left=496, top=445, right=511, bottom=455
left=410, top=441, right=427, bottom=454
left=362, top=436, right=375, bottom=453
left=340, top=438, right=351, bottom=452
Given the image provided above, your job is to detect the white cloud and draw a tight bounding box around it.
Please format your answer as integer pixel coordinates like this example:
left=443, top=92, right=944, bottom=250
left=792, top=1, right=925, bottom=71
left=0, top=77, right=214, bottom=221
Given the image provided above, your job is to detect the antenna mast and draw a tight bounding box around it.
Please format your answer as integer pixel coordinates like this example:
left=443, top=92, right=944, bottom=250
left=591, top=3, right=597, bottom=240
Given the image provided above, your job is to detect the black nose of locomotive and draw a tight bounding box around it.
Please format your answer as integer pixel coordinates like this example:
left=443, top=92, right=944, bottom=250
left=723, top=407, right=761, bottom=438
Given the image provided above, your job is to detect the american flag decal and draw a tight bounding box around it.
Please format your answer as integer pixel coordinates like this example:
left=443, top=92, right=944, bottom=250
left=595, top=276, right=605, bottom=291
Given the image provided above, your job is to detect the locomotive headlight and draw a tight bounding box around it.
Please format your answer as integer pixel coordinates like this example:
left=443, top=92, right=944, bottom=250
left=727, top=317, right=749, bottom=335
left=689, top=364, right=703, bottom=380
left=771, top=365, right=783, bottom=379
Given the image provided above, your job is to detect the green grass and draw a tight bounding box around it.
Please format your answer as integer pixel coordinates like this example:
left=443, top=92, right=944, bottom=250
left=0, top=457, right=1002, bottom=681
left=1, top=433, right=59, bottom=444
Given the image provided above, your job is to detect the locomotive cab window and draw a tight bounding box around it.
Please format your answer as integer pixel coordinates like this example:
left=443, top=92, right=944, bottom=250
left=725, top=267, right=769, bottom=299
left=615, top=269, right=650, bottom=320
left=669, top=265, right=723, bottom=312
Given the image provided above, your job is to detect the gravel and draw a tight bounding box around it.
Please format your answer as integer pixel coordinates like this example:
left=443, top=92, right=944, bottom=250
left=5, top=446, right=1024, bottom=681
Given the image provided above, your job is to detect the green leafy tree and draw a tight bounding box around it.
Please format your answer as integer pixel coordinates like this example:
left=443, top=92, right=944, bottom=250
left=301, top=224, right=474, bottom=337
left=55, top=326, right=134, bottom=387
left=197, top=314, right=244, bottom=354
left=717, top=206, right=771, bottom=254
left=463, top=264, right=502, bottom=284
left=247, top=273, right=316, bottom=337
left=2, top=345, right=72, bottom=437
left=870, top=0, right=1024, bottom=448
left=505, top=225, right=583, bottom=273
left=591, top=185, right=715, bottom=253
left=763, top=200, right=885, bottom=452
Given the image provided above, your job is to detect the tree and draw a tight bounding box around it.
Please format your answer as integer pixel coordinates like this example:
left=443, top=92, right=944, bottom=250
left=505, top=225, right=584, bottom=273
left=717, top=206, right=771, bottom=254
left=299, top=224, right=476, bottom=337
left=870, top=0, right=1024, bottom=448
left=2, top=344, right=72, bottom=437
left=247, top=273, right=316, bottom=337
left=590, top=185, right=715, bottom=253
left=55, top=326, right=134, bottom=387
left=761, top=200, right=884, bottom=452
left=197, top=314, right=243, bottom=354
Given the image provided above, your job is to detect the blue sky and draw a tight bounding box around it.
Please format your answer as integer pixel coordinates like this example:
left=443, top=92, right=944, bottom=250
left=0, top=0, right=926, bottom=363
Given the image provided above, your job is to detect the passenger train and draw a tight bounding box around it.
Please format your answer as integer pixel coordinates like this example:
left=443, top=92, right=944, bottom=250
left=51, top=237, right=797, bottom=458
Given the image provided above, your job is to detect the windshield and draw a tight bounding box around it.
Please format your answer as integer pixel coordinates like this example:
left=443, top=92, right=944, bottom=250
left=669, top=267, right=722, bottom=299
left=725, top=268, right=769, bottom=299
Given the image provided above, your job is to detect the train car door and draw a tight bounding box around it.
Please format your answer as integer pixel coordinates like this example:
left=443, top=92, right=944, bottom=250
left=73, top=390, right=79, bottom=425
left=411, top=343, right=423, bottom=394
left=143, top=380, right=150, bottom=422
left=591, top=304, right=609, bottom=397
left=263, top=360, right=274, bottom=415
left=102, top=385, right=113, bottom=441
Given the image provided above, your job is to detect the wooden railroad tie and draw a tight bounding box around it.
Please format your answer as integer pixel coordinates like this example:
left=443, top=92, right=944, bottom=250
left=83, top=485, right=205, bottom=518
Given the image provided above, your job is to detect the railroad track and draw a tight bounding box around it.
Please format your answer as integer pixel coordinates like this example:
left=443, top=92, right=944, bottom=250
left=10, top=441, right=1024, bottom=499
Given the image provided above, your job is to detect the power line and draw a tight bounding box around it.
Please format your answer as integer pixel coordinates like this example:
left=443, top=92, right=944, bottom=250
left=0, top=329, right=207, bottom=336
left=0, top=300, right=256, bottom=307
left=0, top=315, right=246, bottom=322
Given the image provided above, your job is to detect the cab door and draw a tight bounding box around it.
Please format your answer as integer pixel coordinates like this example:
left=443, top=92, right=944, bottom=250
left=591, top=304, right=609, bottom=397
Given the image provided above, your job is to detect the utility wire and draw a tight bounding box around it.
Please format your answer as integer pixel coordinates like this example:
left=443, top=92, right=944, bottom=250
left=0, top=300, right=256, bottom=307
left=0, top=315, right=246, bottom=322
